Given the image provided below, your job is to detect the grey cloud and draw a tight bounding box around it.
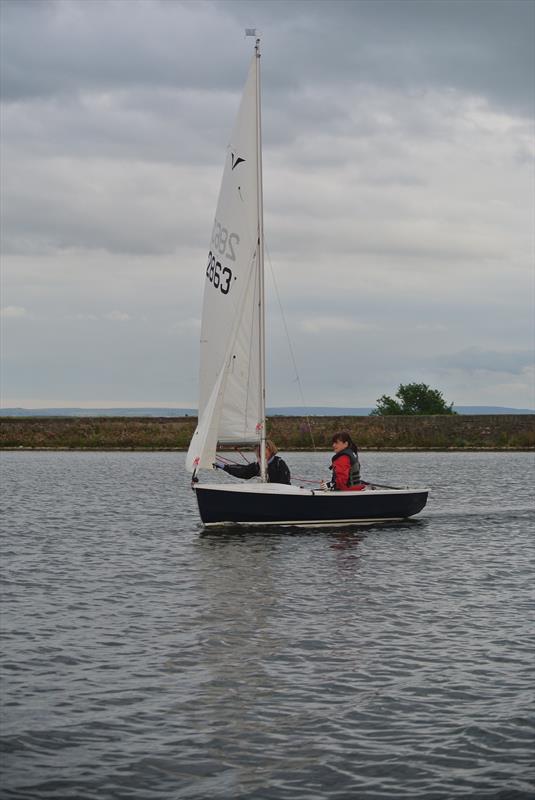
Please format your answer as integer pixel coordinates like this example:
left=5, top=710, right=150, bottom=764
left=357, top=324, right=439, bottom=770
left=1, top=85, right=236, bottom=166
left=433, top=348, right=535, bottom=375
left=227, top=0, right=534, bottom=116
left=1, top=0, right=533, bottom=408
left=2, top=0, right=533, bottom=118
left=0, top=144, right=218, bottom=255
left=0, top=0, right=248, bottom=102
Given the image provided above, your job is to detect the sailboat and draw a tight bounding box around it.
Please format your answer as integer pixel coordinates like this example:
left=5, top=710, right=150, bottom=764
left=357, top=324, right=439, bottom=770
left=186, top=34, right=428, bottom=527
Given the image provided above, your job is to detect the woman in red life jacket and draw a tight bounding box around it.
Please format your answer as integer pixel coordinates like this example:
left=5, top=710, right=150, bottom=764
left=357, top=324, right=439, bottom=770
left=325, top=430, right=364, bottom=491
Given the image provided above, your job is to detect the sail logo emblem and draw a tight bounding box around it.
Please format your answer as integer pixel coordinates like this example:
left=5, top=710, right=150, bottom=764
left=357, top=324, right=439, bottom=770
left=231, top=152, right=245, bottom=170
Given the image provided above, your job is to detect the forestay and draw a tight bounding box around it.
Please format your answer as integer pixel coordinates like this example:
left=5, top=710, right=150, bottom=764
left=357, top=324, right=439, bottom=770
left=186, top=56, right=262, bottom=472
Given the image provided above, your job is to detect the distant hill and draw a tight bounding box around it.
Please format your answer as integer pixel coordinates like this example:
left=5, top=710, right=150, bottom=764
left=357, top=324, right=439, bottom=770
left=1, top=405, right=534, bottom=417
left=0, top=407, right=197, bottom=417
left=454, top=406, right=535, bottom=415
left=268, top=406, right=535, bottom=416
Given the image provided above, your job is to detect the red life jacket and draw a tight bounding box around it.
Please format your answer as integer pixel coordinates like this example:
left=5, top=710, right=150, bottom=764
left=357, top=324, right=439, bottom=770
left=330, top=448, right=362, bottom=490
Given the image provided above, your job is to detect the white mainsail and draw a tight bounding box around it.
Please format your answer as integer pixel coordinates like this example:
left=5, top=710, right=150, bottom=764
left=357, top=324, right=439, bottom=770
left=186, top=53, right=264, bottom=472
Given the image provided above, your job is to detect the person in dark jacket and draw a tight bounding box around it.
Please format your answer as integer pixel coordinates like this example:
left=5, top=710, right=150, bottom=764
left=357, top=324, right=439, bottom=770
left=323, top=430, right=363, bottom=491
left=214, top=440, right=291, bottom=485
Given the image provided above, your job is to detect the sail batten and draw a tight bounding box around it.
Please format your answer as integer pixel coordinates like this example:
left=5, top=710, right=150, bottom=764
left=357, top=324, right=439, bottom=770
left=186, top=53, right=263, bottom=473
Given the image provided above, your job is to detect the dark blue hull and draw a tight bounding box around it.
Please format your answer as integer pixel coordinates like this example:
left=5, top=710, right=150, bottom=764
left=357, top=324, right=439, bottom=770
left=194, top=485, right=428, bottom=526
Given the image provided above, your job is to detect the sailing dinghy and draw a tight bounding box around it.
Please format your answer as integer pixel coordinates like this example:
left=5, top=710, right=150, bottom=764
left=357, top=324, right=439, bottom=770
left=186, top=34, right=428, bottom=526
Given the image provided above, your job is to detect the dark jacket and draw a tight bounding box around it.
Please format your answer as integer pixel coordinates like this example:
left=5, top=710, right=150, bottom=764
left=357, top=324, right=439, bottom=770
left=223, top=455, right=291, bottom=485
left=330, top=447, right=361, bottom=490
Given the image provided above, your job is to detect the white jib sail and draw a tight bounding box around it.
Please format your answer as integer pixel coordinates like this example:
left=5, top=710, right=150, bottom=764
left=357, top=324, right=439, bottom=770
left=186, top=55, right=262, bottom=472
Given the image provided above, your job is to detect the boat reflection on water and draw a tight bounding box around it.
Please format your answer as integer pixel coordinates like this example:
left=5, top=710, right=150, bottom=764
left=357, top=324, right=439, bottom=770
left=198, top=517, right=426, bottom=541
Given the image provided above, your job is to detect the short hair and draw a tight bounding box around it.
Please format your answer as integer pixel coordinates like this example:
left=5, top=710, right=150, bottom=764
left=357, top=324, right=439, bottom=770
left=256, top=439, right=278, bottom=455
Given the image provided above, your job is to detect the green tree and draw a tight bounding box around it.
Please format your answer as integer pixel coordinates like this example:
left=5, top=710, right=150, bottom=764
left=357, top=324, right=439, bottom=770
left=371, top=383, right=457, bottom=415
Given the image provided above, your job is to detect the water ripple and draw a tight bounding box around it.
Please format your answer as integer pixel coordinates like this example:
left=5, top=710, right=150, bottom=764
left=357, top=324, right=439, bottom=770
left=1, top=451, right=534, bottom=799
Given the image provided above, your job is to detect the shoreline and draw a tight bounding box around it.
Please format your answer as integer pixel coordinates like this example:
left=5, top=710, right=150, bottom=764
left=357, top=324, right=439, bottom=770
left=2, top=415, right=534, bottom=451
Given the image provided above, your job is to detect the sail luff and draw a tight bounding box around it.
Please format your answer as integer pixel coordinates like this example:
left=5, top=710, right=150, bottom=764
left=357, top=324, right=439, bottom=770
left=255, top=37, right=267, bottom=482
left=186, top=45, right=264, bottom=474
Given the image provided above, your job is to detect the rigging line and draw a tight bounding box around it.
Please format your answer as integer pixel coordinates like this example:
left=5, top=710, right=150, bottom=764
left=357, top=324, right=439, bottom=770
left=215, top=453, right=252, bottom=465
left=265, top=241, right=317, bottom=452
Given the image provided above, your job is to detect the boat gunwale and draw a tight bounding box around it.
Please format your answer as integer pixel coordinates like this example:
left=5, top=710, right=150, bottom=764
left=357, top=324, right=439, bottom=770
left=193, top=483, right=429, bottom=497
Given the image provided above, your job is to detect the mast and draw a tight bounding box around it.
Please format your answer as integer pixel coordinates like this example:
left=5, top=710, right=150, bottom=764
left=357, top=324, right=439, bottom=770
left=253, top=33, right=267, bottom=482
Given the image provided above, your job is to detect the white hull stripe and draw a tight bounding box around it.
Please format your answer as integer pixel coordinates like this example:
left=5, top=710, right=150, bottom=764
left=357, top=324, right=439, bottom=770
left=203, top=517, right=406, bottom=528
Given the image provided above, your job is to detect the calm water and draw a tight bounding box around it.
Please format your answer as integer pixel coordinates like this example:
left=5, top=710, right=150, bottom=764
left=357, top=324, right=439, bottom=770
left=1, top=451, right=534, bottom=800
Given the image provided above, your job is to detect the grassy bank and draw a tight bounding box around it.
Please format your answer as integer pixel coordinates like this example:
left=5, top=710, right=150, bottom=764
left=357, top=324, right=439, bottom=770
left=1, top=415, right=533, bottom=450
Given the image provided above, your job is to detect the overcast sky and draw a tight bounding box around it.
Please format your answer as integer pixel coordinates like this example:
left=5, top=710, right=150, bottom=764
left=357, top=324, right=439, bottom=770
left=1, top=0, right=534, bottom=409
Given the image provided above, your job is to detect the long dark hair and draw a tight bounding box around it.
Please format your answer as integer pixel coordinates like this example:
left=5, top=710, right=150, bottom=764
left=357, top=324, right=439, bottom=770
left=332, top=430, right=358, bottom=456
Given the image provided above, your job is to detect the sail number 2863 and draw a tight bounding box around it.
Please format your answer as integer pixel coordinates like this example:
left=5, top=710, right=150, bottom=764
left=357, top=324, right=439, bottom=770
left=211, top=220, right=239, bottom=261
left=206, top=251, right=232, bottom=295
